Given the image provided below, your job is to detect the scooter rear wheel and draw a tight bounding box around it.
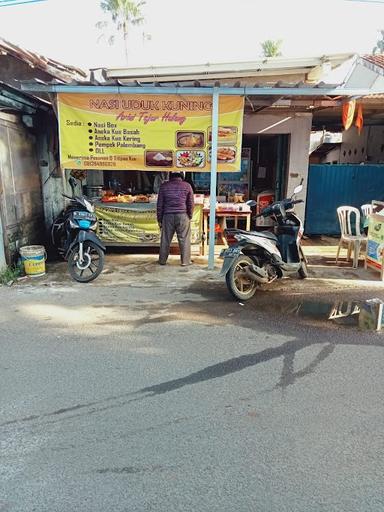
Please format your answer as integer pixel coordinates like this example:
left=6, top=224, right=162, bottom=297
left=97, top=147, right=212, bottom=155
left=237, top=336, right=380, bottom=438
left=68, top=241, right=104, bottom=283
left=226, top=255, right=258, bottom=301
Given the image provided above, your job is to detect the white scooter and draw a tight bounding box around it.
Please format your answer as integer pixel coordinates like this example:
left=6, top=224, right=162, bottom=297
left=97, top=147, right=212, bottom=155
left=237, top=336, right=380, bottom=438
left=220, top=183, right=308, bottom=301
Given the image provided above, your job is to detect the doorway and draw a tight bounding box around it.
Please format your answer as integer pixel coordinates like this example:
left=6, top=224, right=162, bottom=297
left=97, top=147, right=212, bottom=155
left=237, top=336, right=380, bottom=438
left=242, top=134, right=289, bottom=200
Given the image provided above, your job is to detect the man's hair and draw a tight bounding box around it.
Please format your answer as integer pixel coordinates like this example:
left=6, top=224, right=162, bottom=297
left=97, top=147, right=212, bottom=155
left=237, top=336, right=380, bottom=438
left=170, top=172, right=184, bottom=179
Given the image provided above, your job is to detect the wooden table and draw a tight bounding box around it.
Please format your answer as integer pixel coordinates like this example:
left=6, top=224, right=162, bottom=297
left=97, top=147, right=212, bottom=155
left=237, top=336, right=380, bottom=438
left=202, top=209, right=251, bottom=256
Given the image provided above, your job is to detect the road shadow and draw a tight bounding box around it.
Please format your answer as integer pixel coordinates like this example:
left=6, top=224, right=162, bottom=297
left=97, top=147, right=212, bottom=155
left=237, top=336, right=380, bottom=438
left=2, top=320, right=383, bottom=430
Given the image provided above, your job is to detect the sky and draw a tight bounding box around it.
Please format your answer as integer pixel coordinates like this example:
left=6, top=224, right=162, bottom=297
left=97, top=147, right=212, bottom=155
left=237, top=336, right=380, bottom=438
left=0, top=0, right=384, bottom=70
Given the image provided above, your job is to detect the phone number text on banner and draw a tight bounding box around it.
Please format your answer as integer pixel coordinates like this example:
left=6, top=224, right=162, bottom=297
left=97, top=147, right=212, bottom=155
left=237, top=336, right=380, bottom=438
left=58, top=93, right=244, bottom=172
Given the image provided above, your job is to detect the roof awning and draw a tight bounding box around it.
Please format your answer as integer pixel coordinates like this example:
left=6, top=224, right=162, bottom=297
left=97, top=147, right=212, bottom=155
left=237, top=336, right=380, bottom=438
left=21, top=83, right=384, bottom=97
left=20, top=53, right=383, bottom=99
left=20, top=52, right=384, bottom=117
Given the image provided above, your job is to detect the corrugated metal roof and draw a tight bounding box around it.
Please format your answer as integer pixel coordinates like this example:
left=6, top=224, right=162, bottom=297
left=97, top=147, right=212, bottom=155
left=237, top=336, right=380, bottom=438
left=104, top=54, right=355, bottom=84
left=0, top=37, right=87, bottom=82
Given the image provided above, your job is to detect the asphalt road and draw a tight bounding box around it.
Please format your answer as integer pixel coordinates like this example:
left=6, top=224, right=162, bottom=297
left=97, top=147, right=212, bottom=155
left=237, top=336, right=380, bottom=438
left=1, top=261, right=384, bottom=512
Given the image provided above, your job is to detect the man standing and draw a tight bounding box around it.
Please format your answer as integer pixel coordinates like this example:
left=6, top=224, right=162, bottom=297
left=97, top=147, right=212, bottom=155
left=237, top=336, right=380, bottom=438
left=157, top=172, right=194, bottom=266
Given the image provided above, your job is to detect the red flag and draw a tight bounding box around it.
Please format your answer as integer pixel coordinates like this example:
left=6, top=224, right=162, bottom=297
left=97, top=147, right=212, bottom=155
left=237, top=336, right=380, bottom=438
left=355, top=103, right=363, bottom=135
left=342, top=100, right=356, bottom=130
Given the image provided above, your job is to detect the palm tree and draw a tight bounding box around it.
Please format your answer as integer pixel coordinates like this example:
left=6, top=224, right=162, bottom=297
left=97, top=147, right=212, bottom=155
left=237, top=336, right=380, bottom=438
left=261, top=39, right=283, bottom=58
left=97, top=0, right=146, bottom=64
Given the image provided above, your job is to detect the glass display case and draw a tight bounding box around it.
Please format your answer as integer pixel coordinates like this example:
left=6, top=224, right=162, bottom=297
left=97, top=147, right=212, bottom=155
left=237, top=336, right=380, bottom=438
left=218, top=147, right=251, bottom=201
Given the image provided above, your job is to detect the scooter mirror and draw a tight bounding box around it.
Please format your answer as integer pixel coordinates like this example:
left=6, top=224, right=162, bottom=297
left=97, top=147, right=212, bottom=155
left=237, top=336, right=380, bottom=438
left=246, top=200, right=257, bottom=207
left=68, top=176, right=77, bottom=197
left=293, top=184, right=303, bottom=195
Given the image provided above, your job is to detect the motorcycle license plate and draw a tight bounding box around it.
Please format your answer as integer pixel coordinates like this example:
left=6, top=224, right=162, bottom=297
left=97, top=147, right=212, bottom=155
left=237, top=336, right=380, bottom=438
left=220, top=246, right=241, bottom=258
left=73, top=211, right=96, bottom=221
left=219, top=247, right=241, bottom=276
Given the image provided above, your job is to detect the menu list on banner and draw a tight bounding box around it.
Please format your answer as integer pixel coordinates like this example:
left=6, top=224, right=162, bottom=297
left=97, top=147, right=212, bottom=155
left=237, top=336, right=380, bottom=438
left=58, top=94, right=244, bottom=172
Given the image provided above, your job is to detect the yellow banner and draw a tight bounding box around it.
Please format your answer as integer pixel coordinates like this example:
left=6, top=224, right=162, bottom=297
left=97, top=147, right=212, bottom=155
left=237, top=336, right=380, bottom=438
left=96, top=203, right=202, bottom=244
left=58, top=93, right=244, bottom=172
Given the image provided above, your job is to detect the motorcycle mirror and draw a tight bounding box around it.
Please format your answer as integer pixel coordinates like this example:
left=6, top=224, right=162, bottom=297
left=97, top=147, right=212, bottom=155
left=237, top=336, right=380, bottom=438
left=68, top=176, right=77, bottom=197
left=246, top=200, right=257, bottom=207
left=293, top=184, right=303, bottom=196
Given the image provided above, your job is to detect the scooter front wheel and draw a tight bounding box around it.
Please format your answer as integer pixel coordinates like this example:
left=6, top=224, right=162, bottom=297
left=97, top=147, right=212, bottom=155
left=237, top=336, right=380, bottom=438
left=68, top=241, right=104, bottom=283
left=225, top=255, right=258, bottom=301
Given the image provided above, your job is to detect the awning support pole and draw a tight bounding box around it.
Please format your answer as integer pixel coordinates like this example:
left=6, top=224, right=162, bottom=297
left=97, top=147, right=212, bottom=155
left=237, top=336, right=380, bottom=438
left=208, top=87, right=219, bottom=270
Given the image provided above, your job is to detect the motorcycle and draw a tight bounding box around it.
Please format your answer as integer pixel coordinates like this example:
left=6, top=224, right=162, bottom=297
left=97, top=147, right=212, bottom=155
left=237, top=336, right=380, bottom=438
left=220, top=182, right=308, bottom=301
left=51, top=177, right=106, bottom=283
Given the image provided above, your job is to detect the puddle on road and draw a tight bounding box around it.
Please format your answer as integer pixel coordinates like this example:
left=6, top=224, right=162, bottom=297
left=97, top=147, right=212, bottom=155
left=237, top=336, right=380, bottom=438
left=258, top=298, right=384, bottom=332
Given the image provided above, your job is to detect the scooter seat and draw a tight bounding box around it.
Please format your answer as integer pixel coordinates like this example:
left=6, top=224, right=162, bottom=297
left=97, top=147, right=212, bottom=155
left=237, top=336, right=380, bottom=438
left=233, top=229, right=277, bottom=241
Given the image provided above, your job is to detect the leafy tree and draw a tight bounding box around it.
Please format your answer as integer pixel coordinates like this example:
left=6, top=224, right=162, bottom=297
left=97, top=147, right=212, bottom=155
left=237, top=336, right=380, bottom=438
left=373, top=30, right=384, bottom=54
left=261, top=39, right=283, bottom=58
left=97, top=0, right=146, bottom=64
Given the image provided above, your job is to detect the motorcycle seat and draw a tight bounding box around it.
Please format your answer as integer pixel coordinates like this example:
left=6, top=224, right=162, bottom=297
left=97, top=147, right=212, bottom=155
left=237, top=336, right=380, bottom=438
left=234, top=229, right=277, bottom=241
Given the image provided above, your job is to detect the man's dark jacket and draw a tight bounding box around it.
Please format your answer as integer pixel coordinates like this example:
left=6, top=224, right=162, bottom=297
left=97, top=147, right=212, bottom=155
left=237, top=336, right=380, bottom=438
left=157, top=177, right=194, bottom=222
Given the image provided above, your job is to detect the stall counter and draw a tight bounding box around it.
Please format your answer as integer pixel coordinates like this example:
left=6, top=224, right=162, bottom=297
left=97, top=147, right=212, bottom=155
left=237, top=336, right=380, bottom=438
left=95, top=201, right=203, bottom=248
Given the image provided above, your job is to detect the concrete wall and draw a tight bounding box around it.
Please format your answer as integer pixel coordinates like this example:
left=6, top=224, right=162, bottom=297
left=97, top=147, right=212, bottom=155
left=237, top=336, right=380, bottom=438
left=0, top=112, right=45, bottom=263
left=0, top=192, right=5, bottom=269
left=243, top=112, right=312, bottom=220
left=35, top=113, right=66, bottom=233
left=366, top=126, right=384, bottom=163
left=321, top=125, right=384, bottom=164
